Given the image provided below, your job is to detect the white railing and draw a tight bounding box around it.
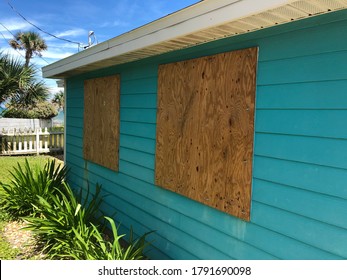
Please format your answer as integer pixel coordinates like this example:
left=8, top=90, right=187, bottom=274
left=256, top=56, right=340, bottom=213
left=0, top=127, right=64, bottom=155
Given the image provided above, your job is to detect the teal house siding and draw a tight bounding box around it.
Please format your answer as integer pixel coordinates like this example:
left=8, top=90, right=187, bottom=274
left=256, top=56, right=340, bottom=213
left=64, top=10, right=347, bottom=259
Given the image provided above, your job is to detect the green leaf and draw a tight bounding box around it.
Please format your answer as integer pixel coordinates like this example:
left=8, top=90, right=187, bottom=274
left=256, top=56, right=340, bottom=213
left=74, top=204, right=81, bottom=217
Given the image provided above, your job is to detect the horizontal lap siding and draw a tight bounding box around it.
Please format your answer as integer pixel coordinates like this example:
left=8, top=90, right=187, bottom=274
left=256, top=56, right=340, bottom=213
left=65, top=10, right=347, bottom=259
left=252, top=11, right=347, bottom=259
left=65, top=83, right=83, bottom=168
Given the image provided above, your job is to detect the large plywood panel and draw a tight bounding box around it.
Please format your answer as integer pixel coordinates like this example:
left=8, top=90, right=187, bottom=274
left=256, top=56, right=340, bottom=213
left=156, top=47, right=258, bottom=220
left=84, top=75, right=120, bottom=171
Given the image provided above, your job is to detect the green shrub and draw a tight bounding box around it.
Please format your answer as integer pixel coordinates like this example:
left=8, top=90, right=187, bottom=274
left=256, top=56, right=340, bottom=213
left=25, top=182, right=152, bottom=260
left=0, top=159, right=68, bottom=218
left=0, top=158, right=152, bottom=260
left=24, top=183, right=103, bottom=258
left=30, top=101, right=58, bottom=119
left=48, top=126, right=64, bottom=133
left=69, top=217, right=152, bottom=260
left=3, top=101, right=58, bottom=119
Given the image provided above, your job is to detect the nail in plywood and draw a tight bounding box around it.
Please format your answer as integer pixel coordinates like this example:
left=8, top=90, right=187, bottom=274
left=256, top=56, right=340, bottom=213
left=155, top=47, right=258, bottom=221
left=83, top=75, right=120, bottom=171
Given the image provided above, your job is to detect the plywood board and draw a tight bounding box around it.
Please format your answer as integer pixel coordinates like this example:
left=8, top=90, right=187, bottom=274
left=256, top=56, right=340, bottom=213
left=84, top=75, right=120, bottom=171
left=156, top=47, right=258, bottom=220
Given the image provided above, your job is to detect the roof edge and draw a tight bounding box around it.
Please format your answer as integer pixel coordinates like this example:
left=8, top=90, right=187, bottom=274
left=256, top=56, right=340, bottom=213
left=43, top=0, right=320, bottom=78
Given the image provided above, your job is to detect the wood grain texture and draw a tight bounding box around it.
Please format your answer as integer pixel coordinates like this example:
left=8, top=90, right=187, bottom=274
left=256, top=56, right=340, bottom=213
left=156, top=47, right=258, bottom=220
left=83, top=75, right=120, bottom=171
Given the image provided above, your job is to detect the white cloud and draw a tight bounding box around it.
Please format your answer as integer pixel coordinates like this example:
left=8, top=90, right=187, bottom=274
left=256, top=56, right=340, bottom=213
left=0, top=31, right=13, bottom=40
left=0, top=18, right=32, bottom=33
left=45, top=41, right=81, bottom=51
left=54, top=28, right=86, bottom=38
left=100, top=20, right=130, bottom=28
left=43, top=49, right=74, bottom=60
left=31, top=58, right=49, bottom=68
left=0, top=44, right=74, bottom=65
left=0, top=47, right=24, bottom=60
left=42, top=28, right=85, bottom=52
left=0, top=45, right=73, bottom=70
left=0, top=18, right=33, bottom=48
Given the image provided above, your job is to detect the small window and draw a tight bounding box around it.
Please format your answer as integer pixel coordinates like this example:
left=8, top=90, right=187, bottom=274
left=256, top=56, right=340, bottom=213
left=155, top=47, right=258, bottom=220
left=83, top=75, right=120, bottom=171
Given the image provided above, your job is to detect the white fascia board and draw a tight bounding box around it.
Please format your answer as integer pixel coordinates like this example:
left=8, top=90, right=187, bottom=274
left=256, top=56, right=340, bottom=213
left=42, top=0, right=295, bottom=78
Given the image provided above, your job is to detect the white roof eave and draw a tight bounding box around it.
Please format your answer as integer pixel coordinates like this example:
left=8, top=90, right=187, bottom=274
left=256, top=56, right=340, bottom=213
left=42, top=0, right=345, bottom=78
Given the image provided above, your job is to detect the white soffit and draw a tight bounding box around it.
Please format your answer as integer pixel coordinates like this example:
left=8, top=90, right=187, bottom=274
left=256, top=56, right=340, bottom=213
left=43, top=0, right=347, bottom=78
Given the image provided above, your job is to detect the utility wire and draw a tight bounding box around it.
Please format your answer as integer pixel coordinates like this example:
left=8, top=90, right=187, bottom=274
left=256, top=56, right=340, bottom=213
left=6, top=0, right=82, bottom=49
left=0, top=21, right=27, bottom=59
left=0, top=29, right=11, bottom=43
left=0, top=21, right=16, bottom=38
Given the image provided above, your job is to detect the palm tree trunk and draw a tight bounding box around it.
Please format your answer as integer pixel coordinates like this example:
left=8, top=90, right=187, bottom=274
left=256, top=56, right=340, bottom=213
left=24, top=54, right=30, bottom=67
left=24, top=49, right=33, bottom=67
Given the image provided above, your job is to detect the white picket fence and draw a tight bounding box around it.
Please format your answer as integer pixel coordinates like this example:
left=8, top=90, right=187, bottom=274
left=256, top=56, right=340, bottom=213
left=0, top=127, right=64, bottom=156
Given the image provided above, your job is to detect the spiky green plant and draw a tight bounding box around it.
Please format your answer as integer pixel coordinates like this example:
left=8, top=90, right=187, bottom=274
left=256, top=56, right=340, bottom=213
left=68, top=216, right=152, bottom=260
left=24, top=182, right=103, bottom=258
left=0, top=52, right=49, bottom=107
left=0, top=159, right=67, bottom=218
left=25, top=181, right=152, bottom=260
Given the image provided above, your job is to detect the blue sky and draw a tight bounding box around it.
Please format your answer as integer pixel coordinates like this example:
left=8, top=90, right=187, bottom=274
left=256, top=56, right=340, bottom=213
left=0, top=0, right=200, bottom=94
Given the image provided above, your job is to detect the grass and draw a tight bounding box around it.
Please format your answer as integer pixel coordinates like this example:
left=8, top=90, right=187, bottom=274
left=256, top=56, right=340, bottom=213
left=0, top=155, right=57, bottom=203
left=0, top=209, right=20, bottom=259
left=0, top=155, right=63, bottom=259
left=0, top=155, right=54, bottom=185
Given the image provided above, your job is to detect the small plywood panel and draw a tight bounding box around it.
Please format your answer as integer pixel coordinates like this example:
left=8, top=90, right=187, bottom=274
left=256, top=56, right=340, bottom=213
left=155, top=47, right=258, bottom=221
left=83, top=75, right=120, bottom=171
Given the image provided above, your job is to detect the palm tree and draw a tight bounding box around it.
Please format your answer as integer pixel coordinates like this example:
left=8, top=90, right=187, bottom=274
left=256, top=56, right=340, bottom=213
left=9, top=31, right=47, bottom=67
left=52, top=90, right=64, bottom=111
left=9, top=79, right=49, bottom=109
left=0, top=52, right=49, bottom=108
left=0, top=52, right=32, bottom=103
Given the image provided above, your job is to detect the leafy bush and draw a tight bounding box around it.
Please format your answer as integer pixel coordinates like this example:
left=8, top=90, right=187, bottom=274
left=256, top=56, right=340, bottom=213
left=31, top=101, right=58, bottom=119
left=0, top=158, right=152, bottom=260
left=25, top=182, right=152, bottom=260
left=0, top=159, right=68, bottom=218
left=3, top=101, right=58, bottom=119
left=24, top=183, right=103, bottom=259
left=69, top=217, right=152, bottom=260
left=48, top=126, right=64, bottom=133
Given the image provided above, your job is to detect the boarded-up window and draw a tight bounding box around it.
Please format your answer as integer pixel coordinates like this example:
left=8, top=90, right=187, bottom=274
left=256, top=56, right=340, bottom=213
left=155, top=47, right=258, bottom=221
left=83, top=75, right=120, bottom=171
